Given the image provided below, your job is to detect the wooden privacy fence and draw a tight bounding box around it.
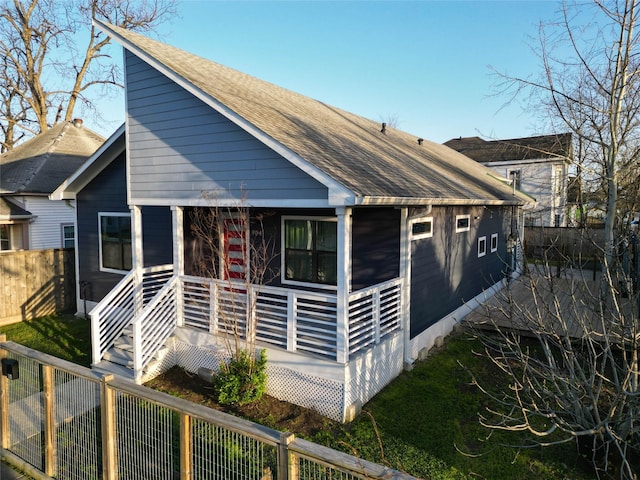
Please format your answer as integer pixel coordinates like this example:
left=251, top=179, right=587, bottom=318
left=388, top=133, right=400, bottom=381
left=0, top=249, right=75, bottom=324
left=0, top=337, right=417, bottom=480
left=523, top=226, right=606, bottom=260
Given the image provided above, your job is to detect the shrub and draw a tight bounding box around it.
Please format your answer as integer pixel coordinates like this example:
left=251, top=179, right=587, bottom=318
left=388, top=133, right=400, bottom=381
left=214, top=349, right=267, bottom=406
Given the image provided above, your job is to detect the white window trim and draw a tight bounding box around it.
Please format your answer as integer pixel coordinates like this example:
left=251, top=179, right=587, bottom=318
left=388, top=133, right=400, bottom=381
left=410, top=216, right=433, bottom=240
left=98, top=212, right=132, bottom=275
left=281, top=215, right=338, bottom=291
left=61, top=223, right=75, bottom=249
left=490, top=233, right=498, bottom=253
left=478, top=236, right=487, bottom=258
left=455, top=214, right=471, bottom=233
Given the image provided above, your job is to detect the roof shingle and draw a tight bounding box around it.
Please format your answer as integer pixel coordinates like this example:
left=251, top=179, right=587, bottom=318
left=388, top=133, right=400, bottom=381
left=444, top=134, right=573, bottom=164
left=0, top=120, right=104, bottom=194
left=98, top=21, right=527, bottom=206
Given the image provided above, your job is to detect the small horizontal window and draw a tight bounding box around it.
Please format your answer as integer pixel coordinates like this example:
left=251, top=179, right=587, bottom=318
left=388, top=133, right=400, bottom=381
left=411, top=217, right=433, bottom=240
left=455, top=214, right=470, bottom=233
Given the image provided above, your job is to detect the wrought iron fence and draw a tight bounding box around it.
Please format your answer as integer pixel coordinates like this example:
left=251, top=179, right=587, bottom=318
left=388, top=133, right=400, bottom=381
left=0, top=337, right=416, bottom=480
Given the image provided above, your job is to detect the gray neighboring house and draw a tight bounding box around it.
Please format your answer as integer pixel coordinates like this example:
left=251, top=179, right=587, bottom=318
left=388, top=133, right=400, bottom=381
left=0, top=119, right=104, bottom=250
left=54, top=20, right=529, bottom=422
left=445, top=134, right=573, bottom=227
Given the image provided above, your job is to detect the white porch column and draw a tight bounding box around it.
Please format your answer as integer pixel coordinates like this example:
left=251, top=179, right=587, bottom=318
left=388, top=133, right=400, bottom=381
left=399, top=207, right=413, bottom=368
left=172, top=206, right=185, bottom=276
left=131, top=205, right=144, bottom=314
left=335, top=207, right=352, bottom=364
left=172, top=206, right=185, bottom=327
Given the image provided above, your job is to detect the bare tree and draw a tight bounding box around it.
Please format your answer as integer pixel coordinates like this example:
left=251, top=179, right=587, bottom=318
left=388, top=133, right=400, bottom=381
left=0, top=0, right=177, bottom=152
left=466, top=260, right=639, bottom=479
left=188, top=200, right=279, bottom=405
left=468, top=4, right=640, bottom=477
left=496, top=0, right=640, bottom=268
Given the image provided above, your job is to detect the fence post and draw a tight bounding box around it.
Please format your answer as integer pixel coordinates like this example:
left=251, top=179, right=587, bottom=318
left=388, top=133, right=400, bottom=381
left=0, top=335, right=9, bottom=449
left=100, top=374, right=117, bottom=480
left=278, top=432, right=296, bottom=480
left=42, top=365, right=57, bottom=477
left=180, top=412, right=192, bottom=480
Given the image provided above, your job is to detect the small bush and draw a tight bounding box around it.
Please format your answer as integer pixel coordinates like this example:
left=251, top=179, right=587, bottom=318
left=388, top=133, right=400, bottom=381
left=214, top=349, right=267, bottom=406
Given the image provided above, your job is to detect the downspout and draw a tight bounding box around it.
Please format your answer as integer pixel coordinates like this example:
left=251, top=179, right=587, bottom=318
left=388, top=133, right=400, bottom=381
left=399, top=207, right=412, bottom=369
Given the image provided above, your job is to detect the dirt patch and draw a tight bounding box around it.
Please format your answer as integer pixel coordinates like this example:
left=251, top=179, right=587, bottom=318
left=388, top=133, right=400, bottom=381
left=144, top=366, right=339, bottom=438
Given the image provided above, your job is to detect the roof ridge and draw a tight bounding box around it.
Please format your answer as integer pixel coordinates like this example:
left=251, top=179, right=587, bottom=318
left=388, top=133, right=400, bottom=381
left=16, top=122, right=71, bottom=192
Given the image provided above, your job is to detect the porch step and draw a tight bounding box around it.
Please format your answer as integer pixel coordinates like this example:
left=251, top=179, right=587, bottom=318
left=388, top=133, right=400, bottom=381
left=92, top=360, right=135, bottom=379
left=103, top=347, right=134, bottom=368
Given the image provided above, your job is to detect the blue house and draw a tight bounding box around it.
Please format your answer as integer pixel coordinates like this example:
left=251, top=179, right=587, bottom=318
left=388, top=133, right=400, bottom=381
left=54, top=20, right=527, bottom=422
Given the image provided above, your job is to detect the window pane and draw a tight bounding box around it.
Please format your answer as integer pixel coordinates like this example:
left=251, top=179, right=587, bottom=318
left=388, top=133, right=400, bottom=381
left=317, top=252, right=337, bottom=284
left=0, top=225, right=9, bottom=250
left=412, top=221, right=432, bottom=236
left=285, top=220, right=312, bottom=249
left=101, top=215, right=132, bottom=271
left=316, top=221, right=337, bottom=252
left=285, top=250, right=313, bottom=282
left=102, top=242, right=123, bottom=270
left=457, top=217, right=469, bottom=229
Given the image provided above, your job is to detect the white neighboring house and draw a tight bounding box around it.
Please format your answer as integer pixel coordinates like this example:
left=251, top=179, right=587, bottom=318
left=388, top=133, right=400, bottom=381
left=0, top=119, right=104, bottom=251
left=445, top=134, right=572, bottom=227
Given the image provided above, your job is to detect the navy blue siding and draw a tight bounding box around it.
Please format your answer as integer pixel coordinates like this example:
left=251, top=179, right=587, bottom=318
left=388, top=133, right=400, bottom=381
left=76, top=153, right=172, bottom=302
left=410, top=205, right=511, bottom=338
left=351, top=208, right=400, bottom=290
left=125, top=52, right=328, bottom=203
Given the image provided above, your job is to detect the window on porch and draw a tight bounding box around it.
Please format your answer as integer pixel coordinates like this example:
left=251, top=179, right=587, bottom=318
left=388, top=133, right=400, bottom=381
left=0, top=224, right=9, bottom=250
left=283, top=218, right=337, bottom=286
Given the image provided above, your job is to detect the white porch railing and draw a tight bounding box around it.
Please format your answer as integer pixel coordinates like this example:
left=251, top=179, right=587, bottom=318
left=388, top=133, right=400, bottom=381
left=180, top=276, right=403, bottom=362
left=90, top=264, right=173, bottom=366
left=132, top=275, right=179, bottom=383
left=92, top=267, right=403, bottom=378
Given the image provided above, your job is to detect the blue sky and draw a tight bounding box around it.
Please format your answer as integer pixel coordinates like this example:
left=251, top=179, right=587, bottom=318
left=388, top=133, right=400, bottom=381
left=91, top=0, right=563, bottom=143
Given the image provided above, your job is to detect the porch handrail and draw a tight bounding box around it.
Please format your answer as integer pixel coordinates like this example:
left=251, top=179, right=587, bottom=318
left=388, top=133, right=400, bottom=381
left=91, top=264, right=174, bottom=366
left=132, top=275, right=179, bottom=383
left=91, top=269, right=137, bottom=366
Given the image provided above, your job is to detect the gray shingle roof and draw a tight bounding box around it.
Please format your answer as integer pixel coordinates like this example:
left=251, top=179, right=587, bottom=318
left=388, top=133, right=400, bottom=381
left=98, top=21, right=526, bottom=206
left=444, top=134, right=573, bottom=164
left=0, top=197, right=32, bottom=219
left=0, top=120, right=104, bottom=194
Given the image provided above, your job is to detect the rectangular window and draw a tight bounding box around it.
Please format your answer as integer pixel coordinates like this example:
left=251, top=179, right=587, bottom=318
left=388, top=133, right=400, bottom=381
left=99, top=213, right=132, bottom=273
left=0, top=225, right=9, bottom=251
left=62, top=224, right=75, bottom=248
left=490, top=233, right=498, bottom=253
left=478, top=236, right=487, bottom=257
left=455, top=214, right=470, bottom=233
left=283, top=217, right=337, bottom=286
left=509, top=170, right=521, bottom=190
left=410, top=217, right=433, bottom=240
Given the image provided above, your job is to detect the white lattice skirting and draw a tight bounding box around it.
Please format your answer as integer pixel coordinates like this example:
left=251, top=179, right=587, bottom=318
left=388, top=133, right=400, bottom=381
left=143, top=328, right=404, bottom=422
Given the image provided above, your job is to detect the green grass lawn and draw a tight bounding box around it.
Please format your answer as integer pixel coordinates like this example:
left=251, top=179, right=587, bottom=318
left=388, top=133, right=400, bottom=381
left=0, top=315, right=594, bottom=479
left=0, top=313, right=92, bottom=367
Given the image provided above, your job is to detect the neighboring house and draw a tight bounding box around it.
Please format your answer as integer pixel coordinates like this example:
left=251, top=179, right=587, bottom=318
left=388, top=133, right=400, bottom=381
left=444, top=134, right=572, bottom=227
left=52, top=125, right=173, bottom=317
left=0, top=119, right=104, bottom=251
left=54, top=20, right=528, bottom=423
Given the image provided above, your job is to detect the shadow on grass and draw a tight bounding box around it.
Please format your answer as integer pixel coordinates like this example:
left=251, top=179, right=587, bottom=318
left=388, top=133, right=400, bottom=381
left=0, top=312, right=92, bottom=367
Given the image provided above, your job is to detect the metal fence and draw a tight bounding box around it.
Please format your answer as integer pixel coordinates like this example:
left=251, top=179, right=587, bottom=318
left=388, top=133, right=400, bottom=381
left=0, top=336, right=416, bottom=480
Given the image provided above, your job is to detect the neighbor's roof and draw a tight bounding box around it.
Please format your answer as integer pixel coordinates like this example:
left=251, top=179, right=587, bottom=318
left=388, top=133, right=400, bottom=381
left=444, top=134, right=573, bottom=164
left=96, top=20, right=527, bottom=206
left=0, top=120, right=104, bottom=195
left=0, top=196, right=32, bottom=220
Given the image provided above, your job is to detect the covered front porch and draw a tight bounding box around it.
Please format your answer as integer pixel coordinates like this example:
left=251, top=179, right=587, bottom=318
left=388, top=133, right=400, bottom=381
left=89, top=263, right=404, bottom=421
